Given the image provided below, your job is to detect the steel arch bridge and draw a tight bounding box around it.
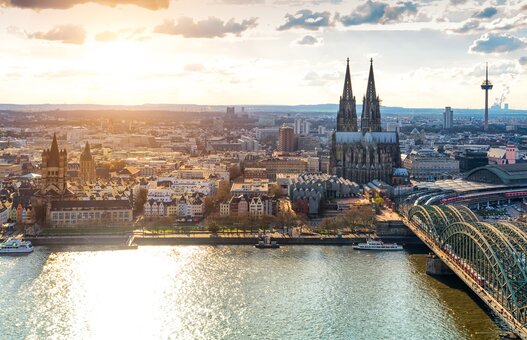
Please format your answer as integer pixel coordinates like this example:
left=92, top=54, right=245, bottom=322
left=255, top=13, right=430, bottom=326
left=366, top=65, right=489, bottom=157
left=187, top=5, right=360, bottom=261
left=407, top=205, right=527, bottom=334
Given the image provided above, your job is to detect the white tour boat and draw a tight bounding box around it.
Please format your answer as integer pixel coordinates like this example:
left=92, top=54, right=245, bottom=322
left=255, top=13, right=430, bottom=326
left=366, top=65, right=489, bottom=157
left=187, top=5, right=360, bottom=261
left=0, top=238, right=34, bottom=255
left=352, top=238, right=403, bottom=251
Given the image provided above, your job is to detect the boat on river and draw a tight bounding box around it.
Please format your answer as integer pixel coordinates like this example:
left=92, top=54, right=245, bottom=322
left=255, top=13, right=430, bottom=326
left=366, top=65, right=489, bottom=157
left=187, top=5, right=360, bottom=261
left=255, top=235, right=280, bottom=249
left=352, top=238, right=403, bottom=251
left=0, top=238, right=34, bottom=255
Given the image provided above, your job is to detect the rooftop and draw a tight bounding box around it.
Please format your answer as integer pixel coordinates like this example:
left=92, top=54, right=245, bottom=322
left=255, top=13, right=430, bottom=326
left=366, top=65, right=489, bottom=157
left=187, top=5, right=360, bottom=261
left=413, top=178, right=503, bottom=193
left=466, top=163, right=527, bottom=185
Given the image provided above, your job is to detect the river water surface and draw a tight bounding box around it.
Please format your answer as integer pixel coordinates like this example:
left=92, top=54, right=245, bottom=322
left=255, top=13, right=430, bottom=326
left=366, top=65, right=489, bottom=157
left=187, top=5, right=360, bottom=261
left=0, top=246, right=504, bottom=339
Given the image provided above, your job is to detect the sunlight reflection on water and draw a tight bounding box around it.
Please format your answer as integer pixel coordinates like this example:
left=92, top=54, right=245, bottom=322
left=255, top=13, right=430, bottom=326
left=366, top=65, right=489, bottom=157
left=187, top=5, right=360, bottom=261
left=0, top=246, right=502, bottom=340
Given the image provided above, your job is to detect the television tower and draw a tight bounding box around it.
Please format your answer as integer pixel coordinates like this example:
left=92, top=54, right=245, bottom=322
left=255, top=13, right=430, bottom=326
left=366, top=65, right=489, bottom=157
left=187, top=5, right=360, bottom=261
left=480, top=62, right=493, bottom=131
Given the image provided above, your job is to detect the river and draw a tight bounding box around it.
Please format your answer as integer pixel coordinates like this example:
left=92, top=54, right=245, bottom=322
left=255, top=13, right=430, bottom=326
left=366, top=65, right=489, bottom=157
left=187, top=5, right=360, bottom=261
left=0, top=246, right=504, bottom=339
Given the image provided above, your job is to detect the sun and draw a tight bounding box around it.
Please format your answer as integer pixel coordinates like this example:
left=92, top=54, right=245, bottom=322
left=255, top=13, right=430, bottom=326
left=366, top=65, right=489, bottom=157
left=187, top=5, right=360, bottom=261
left=84, top=40, right=152, bottom=77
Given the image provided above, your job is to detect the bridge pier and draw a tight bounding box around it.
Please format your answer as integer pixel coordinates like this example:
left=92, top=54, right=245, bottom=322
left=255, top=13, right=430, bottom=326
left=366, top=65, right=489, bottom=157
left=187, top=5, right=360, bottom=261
left=426, top=253, right=453, bottom=275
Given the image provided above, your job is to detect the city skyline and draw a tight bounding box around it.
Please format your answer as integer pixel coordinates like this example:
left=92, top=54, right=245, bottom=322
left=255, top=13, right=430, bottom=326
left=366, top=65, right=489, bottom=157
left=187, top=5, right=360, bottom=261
left=0, top=0, right=526, bottom=108
left=1, top=1, right=527, bottom=337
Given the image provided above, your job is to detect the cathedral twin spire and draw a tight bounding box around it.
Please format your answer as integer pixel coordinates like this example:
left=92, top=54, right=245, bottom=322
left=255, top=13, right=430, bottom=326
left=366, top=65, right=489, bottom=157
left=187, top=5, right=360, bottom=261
left=337, top=58, right=382, bottom=133
left=337, top=58, right=357, bottom=132
left=342, top=58, right=353, bottom=101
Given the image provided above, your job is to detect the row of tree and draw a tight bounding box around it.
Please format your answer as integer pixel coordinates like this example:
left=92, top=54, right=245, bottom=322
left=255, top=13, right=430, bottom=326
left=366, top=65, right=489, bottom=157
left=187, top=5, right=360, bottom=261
left=205, top=210, right=307, bottom=233
left=318, top=205, right=375, bottom=234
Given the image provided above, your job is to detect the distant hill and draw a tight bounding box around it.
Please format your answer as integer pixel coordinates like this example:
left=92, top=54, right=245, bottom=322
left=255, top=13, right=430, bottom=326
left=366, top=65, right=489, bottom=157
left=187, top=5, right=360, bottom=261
left=1, top=103, right=526, bottom=117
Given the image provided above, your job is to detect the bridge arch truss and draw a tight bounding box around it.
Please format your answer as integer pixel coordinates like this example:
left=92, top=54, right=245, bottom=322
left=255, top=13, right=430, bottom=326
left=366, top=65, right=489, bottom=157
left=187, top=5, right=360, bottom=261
left=407, top=205, right=527, bottom=328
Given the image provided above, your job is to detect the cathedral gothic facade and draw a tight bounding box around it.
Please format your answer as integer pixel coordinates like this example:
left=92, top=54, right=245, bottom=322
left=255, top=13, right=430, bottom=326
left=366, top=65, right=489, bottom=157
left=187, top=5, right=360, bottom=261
left=331, top=59, right=402, bottom=185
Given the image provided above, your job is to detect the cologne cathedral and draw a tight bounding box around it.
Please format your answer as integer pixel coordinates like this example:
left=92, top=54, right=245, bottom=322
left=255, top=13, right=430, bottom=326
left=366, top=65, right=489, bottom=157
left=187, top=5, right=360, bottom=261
left=331, top=59, right=401, bottom=185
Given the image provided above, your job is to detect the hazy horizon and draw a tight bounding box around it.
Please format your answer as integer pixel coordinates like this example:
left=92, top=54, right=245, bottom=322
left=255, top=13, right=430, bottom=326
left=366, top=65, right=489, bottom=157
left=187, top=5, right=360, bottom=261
left=1, top=102, right=526, bottom=114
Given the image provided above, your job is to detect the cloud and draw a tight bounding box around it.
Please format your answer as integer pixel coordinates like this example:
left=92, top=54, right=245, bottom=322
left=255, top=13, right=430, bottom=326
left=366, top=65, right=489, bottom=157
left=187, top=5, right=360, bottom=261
left=472, top=61, right=521, bottom=106
left=303, top=70, right=341, bottom=86
left=214, top=0, right=264, bottom=3
left=95, top=27, right=146, bottom=41
left=0, top=0, right=168, bottom=10
left=450, top=19, right=481, bottom=34
left=449, top=14, right=527, bottom=34
left=183, top=63, right=206, bottom=72
left=467, top=60, right=521, bottom=78
left=469, top=33, right=526, bottom=54
left=277, top=9, right=333, bottom=31
left=95, top=31, right=119, bottom=41
left=26, top=25, right=86, bottom=44
left=450, top=0, right=467, bottom=4
left=275, top=0, right=342, bottom=4
left=6, top=25, right=24, bottom=36
left=35, top=69, right=100, bottom=78
left=520, top=56, right=527, bottom=66
left=473, top=7, right=497, bottom=19
left=340, top=0, right=418, bottom=26
left=154, top=16, right=258, bottom=38
left=216, top=0, right=343, bottom=3
left=411, top=61, right=521, bottom=83
left=487, top=14, right=527, bottom=32
left=295, top=35, right=321, bottom=45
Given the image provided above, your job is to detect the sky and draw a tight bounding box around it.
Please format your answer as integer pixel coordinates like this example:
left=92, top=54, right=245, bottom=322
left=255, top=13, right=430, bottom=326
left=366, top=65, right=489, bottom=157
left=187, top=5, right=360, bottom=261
left=0, top=0, right=526, bottom=109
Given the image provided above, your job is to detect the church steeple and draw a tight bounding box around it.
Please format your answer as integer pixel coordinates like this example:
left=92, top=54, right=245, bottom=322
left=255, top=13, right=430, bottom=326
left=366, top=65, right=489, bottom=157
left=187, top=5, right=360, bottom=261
left=361, top=58, right=382, bottom=132
left=80, top=141, right=96, bottom=183
left=365, top=58, right=377, bottom=104
left=337, top=58, right=357, bottom=132
left=80, top=141, right=92, bottom=161
left=342, top=58, right=353, bottom=100
left=47, top=133, right=60, bottom=167
left=51, top=133, right=59, bottom=153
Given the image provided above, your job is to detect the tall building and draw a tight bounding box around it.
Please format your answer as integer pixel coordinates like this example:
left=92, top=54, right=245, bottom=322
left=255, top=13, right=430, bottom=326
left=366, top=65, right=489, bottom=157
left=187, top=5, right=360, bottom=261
left=481, top=63, right=493, bottom=131
left=255, top=127, right=279, bottom=140
left=40, top=133, right=68, bottom=194
left=294, top=119, right=302, bottom=135
left=331, top=59, right=401, bottom=185
left=298, top=135, right=320, bottom=151
left=226, top=106, right=235, bottom=118
left=303, top=121, right=311, bottom=135
left=278, top=125, right=294, bottom=152
left=80, top=141, right=96, bottom=183
left=443, top=107, right=453, bottom=129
